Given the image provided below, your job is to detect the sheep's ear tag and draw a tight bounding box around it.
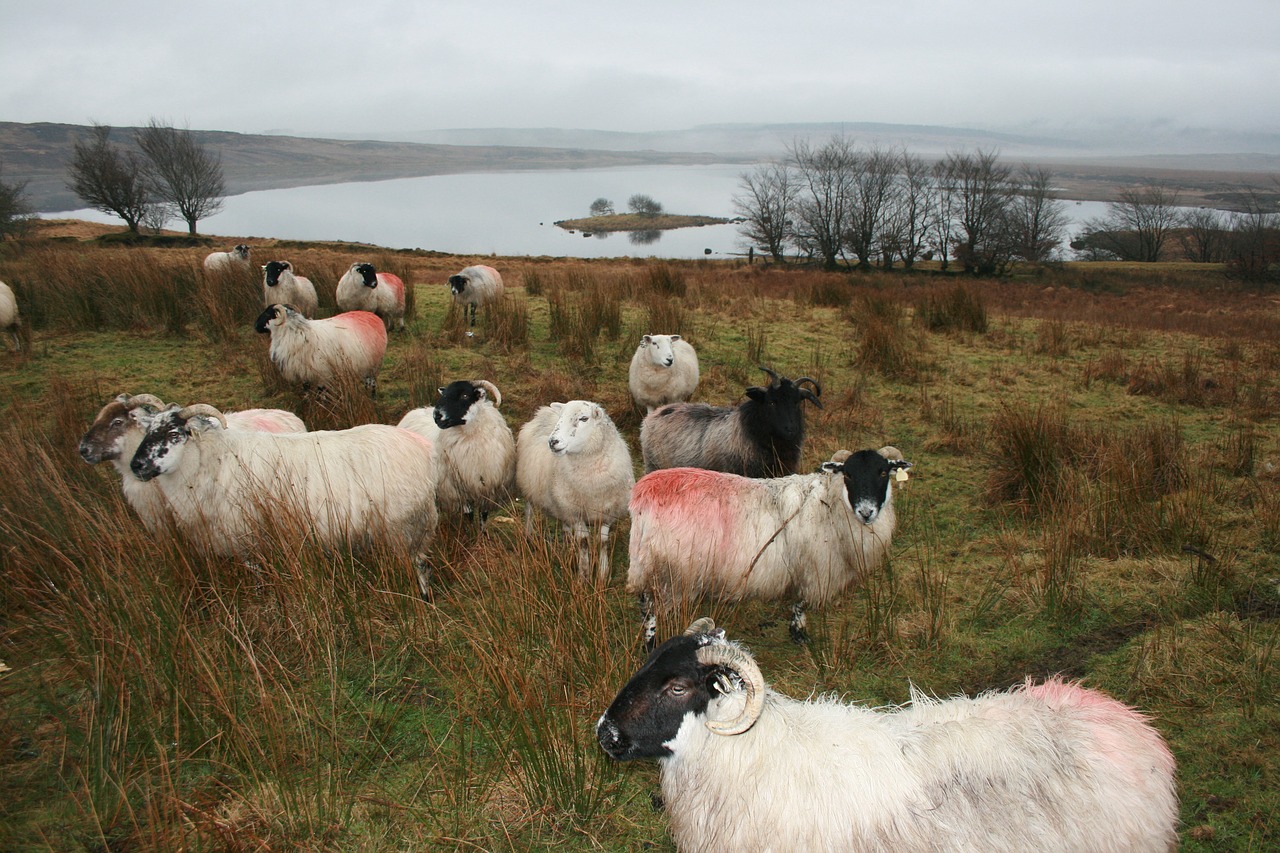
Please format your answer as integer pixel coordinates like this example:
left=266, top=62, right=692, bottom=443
left=895, top=468, right=910, bottom=483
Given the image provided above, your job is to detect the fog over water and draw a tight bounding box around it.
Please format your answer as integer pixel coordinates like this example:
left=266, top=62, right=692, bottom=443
left=48, top=165, right=1202, bottom=260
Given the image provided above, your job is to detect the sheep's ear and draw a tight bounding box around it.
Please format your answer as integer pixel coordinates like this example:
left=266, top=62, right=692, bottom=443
left=640, top=335, right=652, bottom=346
left=550, top=402, right=564, bottom=412
left=188, top=415, right=223, bottom=432
left=475, top=386, right=488, bottom=400
left=889, top=459, right=913, bottom=471
left=437, top=387, right=446, bottom=395
left=745, top=386, right=767, bottom=401
left=820, top=461, right=844, bottom=474
left=670, top=334, right=681, bottom=342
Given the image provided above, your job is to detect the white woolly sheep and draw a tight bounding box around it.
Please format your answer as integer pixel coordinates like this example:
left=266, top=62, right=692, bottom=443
left=261, top=260, right=319, bottom=318
left=628, top=334, right=699, bottom=414
left=397, top=379, right=515, bottom=526
left=79, top=395, right=306, bottom=533
left=129, top=403, right=438, bottom=594
left=515, top=400, right=635, bottom=581
left=203, top=244, right=252, bottom=274
left=0, top=280, right=20, bottom=351
left=255, top=304, right=388, bottom=394
left=640, top=365, right=822, bottom=478
left=337, top=262, right=407, bottom=331
left=447, top=264, right=503, bottom=327
left=627, top=446, right=910, bottom=647
left=598, top=618, right=1179, bottom=853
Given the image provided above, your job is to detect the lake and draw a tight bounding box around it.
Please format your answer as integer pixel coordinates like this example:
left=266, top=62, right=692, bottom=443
left=46, top=165, right=1204, bottom=260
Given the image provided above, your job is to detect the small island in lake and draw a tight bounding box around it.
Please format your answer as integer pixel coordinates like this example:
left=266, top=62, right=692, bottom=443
left=554, top=213, right=732, bottom=233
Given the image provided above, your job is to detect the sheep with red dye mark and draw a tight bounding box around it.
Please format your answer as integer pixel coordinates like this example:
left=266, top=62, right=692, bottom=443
left=261, top=260, right=318, bottom=318
left=203, top=244, right=251, bottom=275
left=598, top=618, right=1179, bottom=853
left=448, top=264, right=503, bottom=327
left=255, top=304, right=387, bottom=394
left=0, top=280, right=21, bottom=351
left=628, top=334, right=700, bottom=414
left=337, top=262, right=407, bottom=331
left=627, top=446, right=909, bottom=647
left=515, top=400, right=634, bottom=581
left=129, top=403, right=438, bottom=594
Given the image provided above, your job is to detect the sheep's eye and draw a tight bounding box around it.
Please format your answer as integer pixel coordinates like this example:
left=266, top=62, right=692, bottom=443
left=579, top=415, right=589, bottom=423
left=666, top=681, right=688, bottom=697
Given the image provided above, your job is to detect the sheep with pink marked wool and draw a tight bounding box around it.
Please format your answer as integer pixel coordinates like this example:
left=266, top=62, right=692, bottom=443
left=598, top=618, right=1178, bottom=853
left=337, top=262, right=407, bottom=331
left=255, top=303, right=387, bottom=394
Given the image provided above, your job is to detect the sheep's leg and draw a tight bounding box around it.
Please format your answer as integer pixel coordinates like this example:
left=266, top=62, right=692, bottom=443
left=523, top=500, right=536, bottom=536
left=573, top=520, right=591, bottom=580
left=638, top=591, right=658, bottom=652
left=414, top=555, right=432, bottom=601
left=468, top=303, right=478, bottom=327
left=595, top=523, right=612, bottom=583
left=789, top=600, right=810, bottom=645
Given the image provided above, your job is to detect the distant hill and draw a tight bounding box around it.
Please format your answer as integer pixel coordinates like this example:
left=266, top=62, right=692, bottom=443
left=0, top=122, right=745, bottom=212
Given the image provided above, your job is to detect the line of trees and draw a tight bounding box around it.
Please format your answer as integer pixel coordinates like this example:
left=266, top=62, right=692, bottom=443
left=66, top=119, right=226, bottom=235
left=734, top=139, right=1070, bottom=273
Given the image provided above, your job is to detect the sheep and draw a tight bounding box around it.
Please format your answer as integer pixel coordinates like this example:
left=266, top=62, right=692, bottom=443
left=336, top=262, right=407, bottom=331
left=515, top=400, right=635, bottom=581
left=261, top=260, right=318, bottom=318
left=627, top=446, right=910, bottom=647
left=202, top=244, right=251, bottom=274
left=255, top=303, right=387, bottom=394
left=396, top=379, right=515, bottom=526
left=597, top=617, right=1179, bottom=853
left=640, top=365, right=822, bottom=478
left=628, top=334, right=699, bottom=414
left=129, top=403, right=439, bottom=594
left=0, top=281, right=19, bottom=351
left=447, top=264, right=503, bottom=326
left=79, top=395, right=306, bottom=533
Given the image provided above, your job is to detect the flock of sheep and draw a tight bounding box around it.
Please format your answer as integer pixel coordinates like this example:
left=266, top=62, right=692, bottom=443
left=33, top=240, right=1181, bottom=851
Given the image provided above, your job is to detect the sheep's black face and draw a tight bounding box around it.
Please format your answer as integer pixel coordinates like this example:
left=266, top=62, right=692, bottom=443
left=355, top=263, right=378, bottom=287
left=263, top=261, right=288, bottom=287
left=254, top=305, right=281, bottom=334
left=131, top=410, right=191, bottom=482
left=839, top=449, right=909, bottom=524
left=433, top=380, right=481, bottom=429
left=448, top=274, right=468, bottom=296
left=597, top=634, right=721, bottom=761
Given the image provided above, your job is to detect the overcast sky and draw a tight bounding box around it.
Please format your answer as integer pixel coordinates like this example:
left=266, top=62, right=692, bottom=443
left=3, top=0, right=1277, bottom=140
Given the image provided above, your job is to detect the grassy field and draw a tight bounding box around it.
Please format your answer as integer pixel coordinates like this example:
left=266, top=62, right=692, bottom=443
left=0, top=226, right=1277, bottom=850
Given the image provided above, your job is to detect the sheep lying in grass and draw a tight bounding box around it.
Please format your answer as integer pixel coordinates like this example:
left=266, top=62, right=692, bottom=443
left=448, top=264, right=503, bottom=327
left=627, top=446, right=910, bottom=647
left=629, top=334, right=699, bottom=413
left=0, top=281, right=21, bottom=351
left=515, top=400, right=634, bottom=581
left=337, top=262, right=407, bottom=331
left=255, top=304, right=388, bottom=394
left=261, top=260, right=318, bottom=318
left=598, top=618, right=1179, bottom=853
left=640, top=366, right=822, bottom=478
left=397, top=379, right=515, bottom=527
left=130, top=403, right=438, bottom=594
left=203, top=244, right=251, bottom=274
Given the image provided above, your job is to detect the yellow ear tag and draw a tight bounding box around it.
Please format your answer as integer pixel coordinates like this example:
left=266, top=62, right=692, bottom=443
left=895, top=468, right=910, bottom=483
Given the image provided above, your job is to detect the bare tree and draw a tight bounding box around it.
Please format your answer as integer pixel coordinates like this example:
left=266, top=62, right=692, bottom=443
left=947, top=149, right=1015, bottom=274
left=928, top=159, right=958, bottom=271
left=628, top=194, right=663, bottom=217
left=790, top=136, right=857, bottom=271
left=844, top=146, right=899, bottom=270
left=589, top=197, right=615, bottom=216
left=887, top=151, right=937, bottom=269
left=1008, top=164, right=1069, bottom=263
left=1224, top=190, right=1280, bottom=282
left=733, top=161, right=798, bottom=263
left=1177, top=207, right=1227, bottom=263
left=135, top=119, right=226, bottom=235
left=1084, top=185, right=1183, bottom=262
left=0, top=160, right=35, bottom=240
left=66, top=123, right=154, bottom=234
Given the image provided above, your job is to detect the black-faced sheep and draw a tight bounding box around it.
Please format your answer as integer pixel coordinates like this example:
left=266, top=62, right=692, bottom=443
left=628, top=334, right=699, bottom=413
left=447, top=264, right=503, bottom=327
left=129, top=403, right=438, bottom=594
left=337, top=262, right=407, bottom=331
left=254, top=304, right=388, bottom=394
left=515, top=400, right=634, bottom=581
left=397, top=379, right=515, bottom=526
left=203, top=244, right=251, bottom=274
left=627, top=446, right=909, bottom=646
left=640, top=366, right=821, bottom=478
left=261, top=260, right=318, bottom=318
left=598, top=618, right=1179, bottom=853
left=0, top=281, right=20, bottom=351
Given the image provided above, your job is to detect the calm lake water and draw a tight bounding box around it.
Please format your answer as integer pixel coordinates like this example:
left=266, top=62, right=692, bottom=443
left=47, top=165, right=1197, bottom=260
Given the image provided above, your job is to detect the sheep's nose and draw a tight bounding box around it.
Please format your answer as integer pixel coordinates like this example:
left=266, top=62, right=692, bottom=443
left=663, top=357, right=674, bottom=366
left=548, top=437, right=563, bottom=452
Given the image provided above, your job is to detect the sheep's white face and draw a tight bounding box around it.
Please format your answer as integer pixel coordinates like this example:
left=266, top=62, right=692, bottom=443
left=642, top=334, right=679, bottom=368
left=547, top=400, right=599, bottom=455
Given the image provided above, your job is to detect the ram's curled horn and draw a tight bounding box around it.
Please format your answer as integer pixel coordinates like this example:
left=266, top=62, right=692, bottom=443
left=177, top=403, right=228, bottom=429
left=877, top=445, right=905, bottom=462
left=473, top=379, right=502, bottom=409
left=757, top=364, right=781, bottom=383
left=684, top=617, right=717, bottom=635
left=696, top=639, right=765, bottom=736
left=125, top=393, right=167, bottom=410
left=795, top=376, right=823, bottom=407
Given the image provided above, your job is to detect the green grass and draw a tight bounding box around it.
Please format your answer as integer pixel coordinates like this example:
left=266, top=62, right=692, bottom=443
left=1, top=239, right=1278, bottom=850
